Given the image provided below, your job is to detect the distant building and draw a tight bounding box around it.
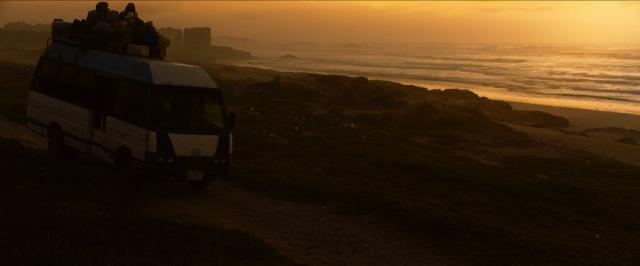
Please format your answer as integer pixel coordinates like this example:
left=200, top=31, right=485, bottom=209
left=157, top=26, right=212, bottom=47
left=157, top=27, right=183, bottom=46
left=183, top=27, right=211, bottom=47
left=3, top=21, right=49, bottom=32
left=150, top=26, right=252, bottom=62
left=1, top=22, right=50, bottom=49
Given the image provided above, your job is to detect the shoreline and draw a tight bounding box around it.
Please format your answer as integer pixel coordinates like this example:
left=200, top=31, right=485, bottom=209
left=365, top=77, right=640, bottom=117
left=231, top=62, right=640, bottom=131
left=4, top=57, right=640, bottom=132
left=393, top=79, right=640, bottom=131
left=509, top=101, right=640, bottom=131
left=393, top=78, right=640, bottom=131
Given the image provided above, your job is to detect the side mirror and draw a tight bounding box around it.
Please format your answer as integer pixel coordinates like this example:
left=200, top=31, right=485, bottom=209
left=226, top=112, right=236, bottom=130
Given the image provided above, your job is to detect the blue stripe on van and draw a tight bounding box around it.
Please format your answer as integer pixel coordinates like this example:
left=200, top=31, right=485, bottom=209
left=155, top=128, right=230, bottom=136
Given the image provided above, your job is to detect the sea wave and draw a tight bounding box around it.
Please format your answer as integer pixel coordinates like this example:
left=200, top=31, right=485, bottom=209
left=241, top=43, right=640, bottom=113
left=525, top=91, right=640, bottom=104
left=414, top=55, right=528, bottom=64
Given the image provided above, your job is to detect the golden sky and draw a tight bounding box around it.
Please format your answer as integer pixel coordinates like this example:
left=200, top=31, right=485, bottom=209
left=1, top=1, right=638, bottom=44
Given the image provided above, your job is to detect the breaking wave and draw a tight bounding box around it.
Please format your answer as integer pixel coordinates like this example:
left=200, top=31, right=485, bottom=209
left=235, top=43, right=640, bottom=114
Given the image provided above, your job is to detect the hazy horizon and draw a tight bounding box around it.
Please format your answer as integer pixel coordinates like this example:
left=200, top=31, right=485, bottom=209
left=1, top=1, right=639, bottom=45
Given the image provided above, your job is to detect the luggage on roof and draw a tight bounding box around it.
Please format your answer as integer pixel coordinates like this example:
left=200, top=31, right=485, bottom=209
left=49, top=1, right=170, bottom=60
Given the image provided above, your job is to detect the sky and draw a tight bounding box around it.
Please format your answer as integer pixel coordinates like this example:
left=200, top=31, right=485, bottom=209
left=0, top=1, right=639, bottom=44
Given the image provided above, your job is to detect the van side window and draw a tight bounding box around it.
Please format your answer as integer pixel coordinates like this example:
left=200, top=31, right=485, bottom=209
left=112, top=81, right=147, bottom=126
left=35, top=59, right=59, bottom=93
left=126, top=83, right=148, bottom=125
left=76, top=68, right=96, bottom=90
left=54, top=63, right=77, bottom=104
left=38, top=59, right=58, bottom=80
left=112, top=80, right=128, bottom=118
left=31, top=74, right=45, bottom=93
left=58, top=64, right=76, bottom=84
left=95, top=76, right=117, bottom=115
left=75, top=68, right=96, bottom=108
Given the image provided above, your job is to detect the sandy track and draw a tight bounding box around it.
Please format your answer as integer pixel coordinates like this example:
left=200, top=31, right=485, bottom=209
left=0, top=117, right=451, bottom=266
left=145, top=184, right=452, bottom=266
left=0, top=117, right=46, bottom=150
left=511, top=124, right=640, bottom=168
left=8, top=115, right=640, bottom=265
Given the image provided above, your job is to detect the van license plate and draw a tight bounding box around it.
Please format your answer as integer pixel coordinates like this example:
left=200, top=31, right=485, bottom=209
left=186, top=170, right=205, bottom=181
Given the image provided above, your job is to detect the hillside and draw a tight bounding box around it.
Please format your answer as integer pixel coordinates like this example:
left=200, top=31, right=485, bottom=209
left=1, top=60, right=640, bottom=265
left=0, top=23, right=253, bottom=64
left=205, top=64, right=640, bottom=265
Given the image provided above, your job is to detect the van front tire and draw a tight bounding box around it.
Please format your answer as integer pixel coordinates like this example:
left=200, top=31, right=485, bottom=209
left=114, top=149, right=144, bottom=187
left=114, top=149, right=133, bottom=176
left=48, top=125, right=66, bottom=161
left=188, top=178, right=212, bottom=191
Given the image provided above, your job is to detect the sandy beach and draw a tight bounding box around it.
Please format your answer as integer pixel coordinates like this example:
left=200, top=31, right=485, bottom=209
left=229, top=68, right=640, bottom=131
left=2, top=1, right=640, bottom=264
left=383, top=77, right=640, bottom=131
left=510, top=101, right=640, bottom=131
left=2, top=59, right=640, bottom=265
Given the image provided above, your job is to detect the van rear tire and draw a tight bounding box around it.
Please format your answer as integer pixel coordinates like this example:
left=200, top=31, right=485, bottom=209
left=188, top=179, right=212, bottom=191
left=48, top=125, right=65, bottom=161
left=114, top=149, right=143, bottom=187
left=114, top=149, right=133, bottom=176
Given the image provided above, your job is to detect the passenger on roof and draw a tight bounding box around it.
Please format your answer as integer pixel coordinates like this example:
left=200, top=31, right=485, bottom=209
left=87, top=2, right=119, bottom=25
left=120, top=3, right=145, bottom=45
left=141, top=21, right=161, bottom=58
left=85, top=1, right=120, bottom=47
left=120, top=3, right=139, bottom=19
left=55, top=1, right=167, bottom=58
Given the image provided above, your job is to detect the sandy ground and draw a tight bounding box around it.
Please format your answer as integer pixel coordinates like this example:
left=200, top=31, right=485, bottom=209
left=145, top=185, right=454, bottom=266
left=4, top=102, right=640, bottom=265
left=0, top=117, right=45, bottom=150
left=507, top=103, right=640, bottom=167
left=511, top=102, right=640, bottom=131
left=0, top=116, right=453, bottom=266
left=509, top=124, right=640, bottom=168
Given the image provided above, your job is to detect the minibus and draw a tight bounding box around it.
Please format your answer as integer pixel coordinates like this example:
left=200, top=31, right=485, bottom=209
left=26, top=42, right=234, bottom=189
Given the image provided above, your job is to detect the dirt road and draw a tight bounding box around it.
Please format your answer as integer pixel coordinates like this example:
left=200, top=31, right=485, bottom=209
left=145, top=184, right=454, bottom=266
left=9, top=115, right=640, bottom=265
left=510, top=124, right=640, bottom=167
left=0, top=117, right=452, bottom=266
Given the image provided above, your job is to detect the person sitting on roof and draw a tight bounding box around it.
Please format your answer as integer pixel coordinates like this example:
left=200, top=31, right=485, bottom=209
left=84, top=2, right=122, bottom=49
left=87, top=2, right=119, bottom=26
left=120, top=3, right=139, bottom=20
left=141, top=21, right=161, bottom=58
left=120, top=3, right=145, bottom=45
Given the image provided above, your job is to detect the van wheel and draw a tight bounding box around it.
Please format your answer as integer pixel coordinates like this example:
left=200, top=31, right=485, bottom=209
left=115, top=150, right=133, bottom=174
left=115, top=149, right=146, bottom=188
left=48, top=125, right=65, bottom=161
left=188, top=178, right=212, bottom=191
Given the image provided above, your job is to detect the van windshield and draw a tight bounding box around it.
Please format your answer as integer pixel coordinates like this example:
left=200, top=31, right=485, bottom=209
left=150, top=87, right=224, bottom=130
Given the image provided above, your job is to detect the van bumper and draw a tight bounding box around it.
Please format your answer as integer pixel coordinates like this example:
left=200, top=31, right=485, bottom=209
left=145, top=154, right=230, bottom=181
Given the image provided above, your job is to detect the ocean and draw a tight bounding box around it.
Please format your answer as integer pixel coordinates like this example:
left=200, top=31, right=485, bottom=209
left=231, top=43, right=640, bottom=115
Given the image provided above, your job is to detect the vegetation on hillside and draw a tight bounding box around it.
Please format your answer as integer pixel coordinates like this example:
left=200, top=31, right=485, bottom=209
left=206, top=64, right=640, bottom=265
left=1, top=61, right=638, bottom=265
left=0, top=136, right=296, bottom=266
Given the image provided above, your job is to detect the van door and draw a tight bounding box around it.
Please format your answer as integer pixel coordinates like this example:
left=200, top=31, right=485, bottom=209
left=89, top=75, right=118, bottom=163
left=104, top=81, right=149, bottom=162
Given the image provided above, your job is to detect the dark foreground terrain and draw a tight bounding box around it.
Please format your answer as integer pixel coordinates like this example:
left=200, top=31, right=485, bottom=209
left=1, top=60, right=639, bottom=265
left=0, top=136, right=294, bottom=266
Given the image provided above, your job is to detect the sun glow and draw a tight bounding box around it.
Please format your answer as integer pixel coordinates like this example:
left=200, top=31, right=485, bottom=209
left=0, top=1, right=638, bottom=44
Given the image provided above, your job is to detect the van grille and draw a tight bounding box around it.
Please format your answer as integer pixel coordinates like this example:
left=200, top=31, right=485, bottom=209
left=176, top=156, right=213, bottom=170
